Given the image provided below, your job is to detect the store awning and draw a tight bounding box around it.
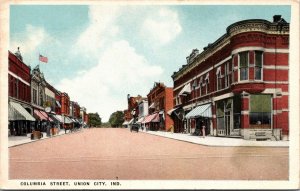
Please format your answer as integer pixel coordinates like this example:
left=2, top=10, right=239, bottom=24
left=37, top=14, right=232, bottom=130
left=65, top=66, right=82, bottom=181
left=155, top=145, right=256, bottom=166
left=56, top=101, right=61, bottom=108
left=142, top=113, right=159, bottom=123
left=64, top=116, right=73, bottom=124
left=34, top=109, right=47, bottom=121
left=167, top=108, right=178, bottom=115
left=136, top=117, right=144, bottom=123
left=151, top=113, right=160, bottom=122
left=128, top=118, right=134, bottom=125
left=39, top=110, right=53, bottom=122
left=55, top=115, right=63, bottom=123
left=49, top=114, right=60, bottom=123
left=122, top=121, right=129, bottom=125
left=185, top=103, right=212, bottom=118
left=179, top=83, right=191, bottom=96
left=9, top=102, right=35, bottom=121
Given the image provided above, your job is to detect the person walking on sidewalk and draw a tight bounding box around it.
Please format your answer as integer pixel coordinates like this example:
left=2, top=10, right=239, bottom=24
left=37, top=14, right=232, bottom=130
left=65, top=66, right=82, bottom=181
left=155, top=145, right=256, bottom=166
left=201, top=120, right=206, bottom=138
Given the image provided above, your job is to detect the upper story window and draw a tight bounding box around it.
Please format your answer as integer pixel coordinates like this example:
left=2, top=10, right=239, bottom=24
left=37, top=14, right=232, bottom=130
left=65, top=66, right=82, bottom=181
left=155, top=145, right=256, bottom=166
left=205, top=73, right=209, bottom=94
left=255, top=51, right=263, bottom=80
left=33, top=88, right=37, bottom=105
left=239, top=51, right=249, bottom=81
left=216, top=67, right=222, bottom=91
left=225, top=62, right=230, bottom=88
left=199, top=77, right=203, bottom=97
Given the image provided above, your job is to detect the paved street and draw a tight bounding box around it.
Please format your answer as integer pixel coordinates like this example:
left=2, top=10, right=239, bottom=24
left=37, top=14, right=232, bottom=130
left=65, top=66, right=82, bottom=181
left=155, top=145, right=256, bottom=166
left=9, top=128, right=288, bottom=180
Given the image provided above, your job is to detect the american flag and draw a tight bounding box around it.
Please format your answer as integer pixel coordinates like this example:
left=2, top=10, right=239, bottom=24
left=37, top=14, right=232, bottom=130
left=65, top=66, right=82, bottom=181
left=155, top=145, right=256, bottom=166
left=39, top=54, right=48, bottom=63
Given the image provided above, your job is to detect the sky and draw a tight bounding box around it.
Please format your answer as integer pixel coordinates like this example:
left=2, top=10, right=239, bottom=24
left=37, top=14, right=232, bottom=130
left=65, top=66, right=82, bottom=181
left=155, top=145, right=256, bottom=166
left=9, top=4, right=291, bottom=122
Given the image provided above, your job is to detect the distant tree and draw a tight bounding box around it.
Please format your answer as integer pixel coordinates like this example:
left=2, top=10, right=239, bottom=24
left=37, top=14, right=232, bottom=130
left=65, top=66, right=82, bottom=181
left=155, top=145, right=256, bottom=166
left=88, top=112, right=102, bottom=127
left=109, top=111, right=124, bottom=127
left=101, top=122, right=111, bottom=128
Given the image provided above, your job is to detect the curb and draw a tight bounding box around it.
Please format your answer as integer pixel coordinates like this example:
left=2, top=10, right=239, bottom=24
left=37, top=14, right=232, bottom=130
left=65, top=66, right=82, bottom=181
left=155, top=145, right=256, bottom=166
left=141, top=131, right=289, bottom=148
left=8, top=129, right=84, bottom=148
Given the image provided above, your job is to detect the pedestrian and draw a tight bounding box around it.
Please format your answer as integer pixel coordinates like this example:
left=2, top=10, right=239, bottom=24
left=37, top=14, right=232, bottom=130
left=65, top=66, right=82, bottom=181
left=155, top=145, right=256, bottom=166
left=201, top=120, right=206, bottom=138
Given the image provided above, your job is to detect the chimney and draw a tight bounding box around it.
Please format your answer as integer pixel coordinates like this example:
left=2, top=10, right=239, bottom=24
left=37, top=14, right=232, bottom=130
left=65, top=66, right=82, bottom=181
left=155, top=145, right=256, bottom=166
left=273, top=15, right=282, bottom=23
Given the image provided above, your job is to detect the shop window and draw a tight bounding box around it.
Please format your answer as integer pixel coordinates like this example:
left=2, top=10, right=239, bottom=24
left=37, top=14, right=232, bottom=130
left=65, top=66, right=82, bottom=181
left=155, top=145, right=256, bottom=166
left=216, top=101, right=225, bottom=130
left=249, top=95, right=271, bottom=128
left=255, top=51, right=263, bottom=80
left=239, top=51, right=249, bottom=81
left=233, top=95, right=241, bottom=129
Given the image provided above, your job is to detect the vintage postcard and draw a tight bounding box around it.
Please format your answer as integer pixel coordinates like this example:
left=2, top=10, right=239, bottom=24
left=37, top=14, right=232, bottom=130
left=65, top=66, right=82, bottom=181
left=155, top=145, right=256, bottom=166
left=0, top=0, right=299, bottom=190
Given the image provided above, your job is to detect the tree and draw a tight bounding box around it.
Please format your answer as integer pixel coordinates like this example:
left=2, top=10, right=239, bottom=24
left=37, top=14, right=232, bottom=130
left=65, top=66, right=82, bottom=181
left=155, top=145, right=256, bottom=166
left=88, top=112, right=102, bottom=127
left=109, top=111, right=124, bottom=127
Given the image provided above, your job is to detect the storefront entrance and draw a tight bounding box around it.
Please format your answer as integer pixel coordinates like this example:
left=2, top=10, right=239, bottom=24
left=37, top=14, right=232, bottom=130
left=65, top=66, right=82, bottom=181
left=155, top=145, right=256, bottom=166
left=217, top=96, right=241, bottom=137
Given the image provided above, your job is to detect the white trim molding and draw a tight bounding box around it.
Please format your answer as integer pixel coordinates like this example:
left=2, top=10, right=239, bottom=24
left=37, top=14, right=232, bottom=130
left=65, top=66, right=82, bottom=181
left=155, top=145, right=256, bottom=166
left=241, top=111, right=249, bottom=115
left=232, top=46, right=289, bottom=55
left=8, top=71, right=30, bottom=86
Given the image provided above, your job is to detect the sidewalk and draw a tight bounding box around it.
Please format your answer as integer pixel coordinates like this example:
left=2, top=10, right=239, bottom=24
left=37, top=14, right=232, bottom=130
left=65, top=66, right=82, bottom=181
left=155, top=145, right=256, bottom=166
left=143, top=130, right=289, bottom=147
left=8, top=129, right=81, bottom=147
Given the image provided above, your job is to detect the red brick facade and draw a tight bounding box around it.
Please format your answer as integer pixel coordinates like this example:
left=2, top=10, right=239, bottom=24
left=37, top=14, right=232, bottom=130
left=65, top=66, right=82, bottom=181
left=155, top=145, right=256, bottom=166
left=172, top=16, right=289, bottom=140
left=8, top=51, right=31, bottom=104
left=147, top=82, right=174, bottom=131
left=60, top=92, right=70, bottom=116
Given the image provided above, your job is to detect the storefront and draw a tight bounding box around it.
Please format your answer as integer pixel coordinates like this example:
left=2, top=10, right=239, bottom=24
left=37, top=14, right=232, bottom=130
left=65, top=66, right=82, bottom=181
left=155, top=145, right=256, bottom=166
left=8, top=101, right=35, bottom=136
left=142, top=113, right=160, bottom=131
left=185, top=103, right=212, bottom=136
left=215, top=96, right=241, bottom=137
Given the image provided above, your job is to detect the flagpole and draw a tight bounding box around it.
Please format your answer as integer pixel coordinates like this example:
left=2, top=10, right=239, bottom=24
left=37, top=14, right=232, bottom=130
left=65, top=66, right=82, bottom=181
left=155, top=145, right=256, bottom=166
left=38, top=52, right=40, bottom=69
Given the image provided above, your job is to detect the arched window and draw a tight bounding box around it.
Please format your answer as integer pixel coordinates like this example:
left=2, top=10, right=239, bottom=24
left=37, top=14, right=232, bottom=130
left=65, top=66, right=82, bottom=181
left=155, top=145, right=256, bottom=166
left=205, top=73, right=209, bottom=94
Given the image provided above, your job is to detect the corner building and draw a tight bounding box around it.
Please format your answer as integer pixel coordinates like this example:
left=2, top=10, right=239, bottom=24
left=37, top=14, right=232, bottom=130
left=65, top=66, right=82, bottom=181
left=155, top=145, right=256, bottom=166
left=171, top=16, right=289, bottom=140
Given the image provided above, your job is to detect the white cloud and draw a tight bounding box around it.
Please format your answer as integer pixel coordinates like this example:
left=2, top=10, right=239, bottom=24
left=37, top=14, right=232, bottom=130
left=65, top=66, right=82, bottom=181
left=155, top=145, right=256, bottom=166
left=57, top=40, right=163, bottom=122
left=74, top=5, right=122, bottom=55
left=140, top=8, right=182, bottom=45
left=10, top=25, right=50, bottom=55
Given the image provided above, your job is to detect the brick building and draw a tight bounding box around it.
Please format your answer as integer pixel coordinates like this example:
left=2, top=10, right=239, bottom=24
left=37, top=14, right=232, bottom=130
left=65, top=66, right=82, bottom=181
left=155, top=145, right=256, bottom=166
left=8, top=49, right=35, bottom=136
left=171, top=15, right=289, bottom=140
left=123, top=94, right=142, bottom=127
left=144, top=82, right=174, bottom=131
left=59, top=92, right=72, bottom=128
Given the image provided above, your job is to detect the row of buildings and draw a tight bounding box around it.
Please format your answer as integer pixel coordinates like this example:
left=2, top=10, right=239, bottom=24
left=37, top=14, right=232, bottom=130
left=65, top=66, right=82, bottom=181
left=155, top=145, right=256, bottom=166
left=123, top=15, right=289, bottom=141
left=8, top=49, right=89, bottom=137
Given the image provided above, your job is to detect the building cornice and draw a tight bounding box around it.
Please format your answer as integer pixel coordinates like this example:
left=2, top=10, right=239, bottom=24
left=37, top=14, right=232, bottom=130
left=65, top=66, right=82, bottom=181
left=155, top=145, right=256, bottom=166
left=172, top=18, right=289, bottom=82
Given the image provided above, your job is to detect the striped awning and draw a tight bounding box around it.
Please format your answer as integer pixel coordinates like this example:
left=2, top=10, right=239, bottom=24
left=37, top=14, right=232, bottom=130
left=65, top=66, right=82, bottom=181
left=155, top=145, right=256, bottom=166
left=185, top=103, right=212, bottom=118
left=55, top=115, right=72, bottom=124
left=9, top=102, right=35, bottom=121
left=151, top=113, right=160, bottom=122
left=142, top=113, right=159, bottom=123
left=40, top=110, right=53, bottom=122
left=34, top=110, right=48, bottom=121
left=64, top=116, right=73, bottom=124
left=49, top=115, right=60, bottom=123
